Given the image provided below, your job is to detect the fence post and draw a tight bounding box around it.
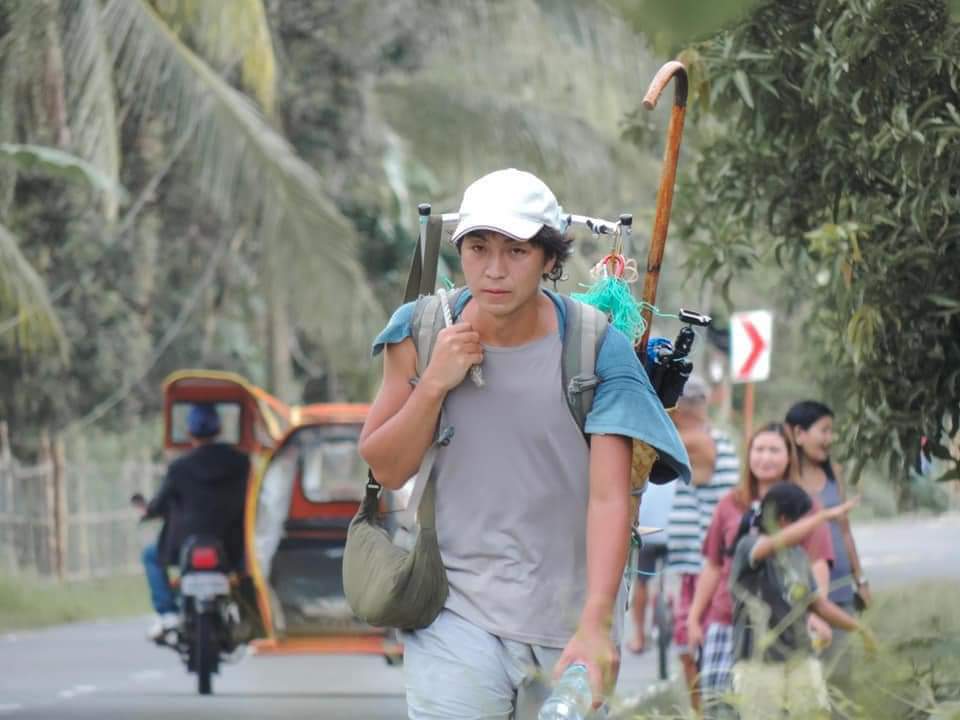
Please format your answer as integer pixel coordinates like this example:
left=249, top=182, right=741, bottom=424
left=40, top=430, right=56, bottom=576
left=0, top=421, right=13, bottom=574
left=53, top=436, right=67, bottom=581
left=74, top=435, right=91, bottom=580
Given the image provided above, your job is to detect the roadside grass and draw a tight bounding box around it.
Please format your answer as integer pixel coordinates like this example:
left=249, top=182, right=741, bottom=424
left=842, top=581, right=960, bottom=720
left=619, top=581, right=960, bottom=719
left=612, top=683, right=687, bottom=719
left=0, top=573, right=149, bottom=633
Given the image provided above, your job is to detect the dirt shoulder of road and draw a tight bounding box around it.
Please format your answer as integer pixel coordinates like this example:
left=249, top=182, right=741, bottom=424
left=0, top=574, right=149, bottom=633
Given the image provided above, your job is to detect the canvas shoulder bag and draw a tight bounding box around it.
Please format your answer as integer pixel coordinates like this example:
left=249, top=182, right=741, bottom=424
left=342, top=215, right=451, bottom=630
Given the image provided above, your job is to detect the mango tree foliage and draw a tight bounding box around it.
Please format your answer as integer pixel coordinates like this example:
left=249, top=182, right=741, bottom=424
left=664, top=0, right=960, bottom=483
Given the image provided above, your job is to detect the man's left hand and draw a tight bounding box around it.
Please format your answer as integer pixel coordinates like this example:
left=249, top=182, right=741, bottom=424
left=555, top=619, right=619, bottom=710
left=130, top=493, right=148, bottom=519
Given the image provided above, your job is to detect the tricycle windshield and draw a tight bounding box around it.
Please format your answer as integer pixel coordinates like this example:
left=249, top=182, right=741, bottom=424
left=298, top=428, right=366, bottom=502
left=170, top=401, right=243, bottom=445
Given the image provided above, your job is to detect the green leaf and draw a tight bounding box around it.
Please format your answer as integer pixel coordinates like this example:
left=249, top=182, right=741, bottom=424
left=0, top=221, right=68, bottom=355
left=0, top=143, right=128, bottom=205
left=927, top=294, right=960, bottom=309
left=63, top=0, right=121, bottom=220
left=733, top=69, right=755, bottom=109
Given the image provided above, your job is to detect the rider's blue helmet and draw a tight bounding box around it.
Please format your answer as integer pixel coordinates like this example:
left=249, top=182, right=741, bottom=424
left=187, top=404, right=221, bottom=438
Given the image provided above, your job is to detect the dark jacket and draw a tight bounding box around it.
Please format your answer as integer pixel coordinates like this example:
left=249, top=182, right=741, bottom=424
left=146, top=442, right=250, bottom=569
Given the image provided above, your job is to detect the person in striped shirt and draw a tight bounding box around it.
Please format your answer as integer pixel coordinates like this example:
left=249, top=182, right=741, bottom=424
left=664, top=376, right=739, bottom=712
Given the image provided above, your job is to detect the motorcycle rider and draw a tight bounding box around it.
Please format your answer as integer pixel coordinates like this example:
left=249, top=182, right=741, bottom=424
left=136, top=404, right=250, bottom=639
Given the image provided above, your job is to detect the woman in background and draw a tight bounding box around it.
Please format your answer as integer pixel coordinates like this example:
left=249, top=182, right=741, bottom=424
left=786, top=400, right=870, bottom=682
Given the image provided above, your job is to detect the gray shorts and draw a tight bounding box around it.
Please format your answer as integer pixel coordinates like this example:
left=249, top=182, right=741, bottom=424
left=633, top=543, right=667, bottom=584
left=403, top=609, right=610, bottom=720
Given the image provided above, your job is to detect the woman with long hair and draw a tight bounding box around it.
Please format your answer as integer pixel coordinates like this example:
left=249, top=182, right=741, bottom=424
left=686, top=423, right=834, bottom=718
left=786, top=400, right=870, bottom=681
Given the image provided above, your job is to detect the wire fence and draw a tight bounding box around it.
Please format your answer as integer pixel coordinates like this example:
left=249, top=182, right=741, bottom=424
left=0, top=422, right=164, bottom=581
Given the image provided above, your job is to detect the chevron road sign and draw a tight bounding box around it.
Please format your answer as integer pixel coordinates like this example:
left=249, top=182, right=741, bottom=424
left=730, top=310, right=772, bottom=384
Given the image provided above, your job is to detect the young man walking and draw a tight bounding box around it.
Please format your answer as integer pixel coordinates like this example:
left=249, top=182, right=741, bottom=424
left=359, top=168, right=689, bottom=719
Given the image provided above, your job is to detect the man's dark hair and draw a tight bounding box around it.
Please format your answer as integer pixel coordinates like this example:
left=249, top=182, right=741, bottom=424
left=529, top=225, right=574, bottom=282
left=456, top=226, right=573, bottom=283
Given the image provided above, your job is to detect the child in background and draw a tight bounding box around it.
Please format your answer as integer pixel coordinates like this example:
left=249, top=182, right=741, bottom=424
left=687, top=423, right=834, bottom=719
left=728, top=483, right=875, bottom=720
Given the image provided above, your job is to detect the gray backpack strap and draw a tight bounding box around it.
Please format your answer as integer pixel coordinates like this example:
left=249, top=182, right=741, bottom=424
left=561, top=296, right=608, bottom=434
left=410, top=288, right=470, bottom=379
left=404, top=289, right=468, bottom=520
left=410, top=295, right=445, bottom=379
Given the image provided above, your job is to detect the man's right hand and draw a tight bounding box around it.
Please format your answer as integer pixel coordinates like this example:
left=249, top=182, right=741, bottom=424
left=421, top=323, right=483, bottom=393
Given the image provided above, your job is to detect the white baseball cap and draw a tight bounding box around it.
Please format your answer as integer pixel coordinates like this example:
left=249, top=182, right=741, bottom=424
left=451, top=169, right=565, bottom=245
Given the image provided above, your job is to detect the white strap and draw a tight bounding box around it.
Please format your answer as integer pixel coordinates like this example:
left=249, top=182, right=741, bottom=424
left=437, top=288, right=484, bottom=388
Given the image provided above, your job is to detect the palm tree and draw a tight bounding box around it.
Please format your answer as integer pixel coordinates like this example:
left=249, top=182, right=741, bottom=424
left=0, top=0, right=384, bottom=398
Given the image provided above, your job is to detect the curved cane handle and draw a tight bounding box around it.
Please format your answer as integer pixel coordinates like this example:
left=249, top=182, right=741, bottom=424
left=642, top=60, right=689, bottom=111
left=638, top=61, right=689, bottom=351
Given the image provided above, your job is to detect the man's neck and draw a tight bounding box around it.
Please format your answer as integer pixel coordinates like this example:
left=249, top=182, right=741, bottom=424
left=465, top=290, right=555, bottom=347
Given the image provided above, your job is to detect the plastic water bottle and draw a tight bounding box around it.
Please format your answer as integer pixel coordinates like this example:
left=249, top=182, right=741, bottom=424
left=538, top=663, right=593, bottom=720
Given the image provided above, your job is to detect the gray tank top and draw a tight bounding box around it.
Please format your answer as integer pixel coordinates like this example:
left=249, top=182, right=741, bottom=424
left=817, top=465, right=854, bottom=604
left=432, top=331, right=625, bottom=647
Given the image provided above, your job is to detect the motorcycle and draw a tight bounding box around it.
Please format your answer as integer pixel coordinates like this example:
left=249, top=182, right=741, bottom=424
left=170, top=535, right=241, bottom=695
left=132, top=494, right=248, bottom=695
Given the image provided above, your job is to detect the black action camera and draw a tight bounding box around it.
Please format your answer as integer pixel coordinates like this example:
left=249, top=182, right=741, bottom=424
left=645, top=307, right=712, bottom=407
left=644, top=308, right=713, bottom=485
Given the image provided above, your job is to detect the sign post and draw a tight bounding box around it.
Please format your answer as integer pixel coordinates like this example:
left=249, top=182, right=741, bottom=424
left=730, top=310, right=773, bottom=444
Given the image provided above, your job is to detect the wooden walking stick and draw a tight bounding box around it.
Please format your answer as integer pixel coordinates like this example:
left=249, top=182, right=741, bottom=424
left=627, top=61, right=690, bottom=524
left=638, top=61, right=689, bottom=351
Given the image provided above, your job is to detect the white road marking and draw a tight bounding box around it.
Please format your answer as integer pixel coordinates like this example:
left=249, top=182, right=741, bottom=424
left=58, top=684, right=97, bottom=699
left=3, top=634, right=16, bottom=643
left=0, top=705, right=24, bottom=715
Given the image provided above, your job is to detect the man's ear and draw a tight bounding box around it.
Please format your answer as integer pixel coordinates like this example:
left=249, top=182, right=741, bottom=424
left=543, top=255, right=557, bottom=275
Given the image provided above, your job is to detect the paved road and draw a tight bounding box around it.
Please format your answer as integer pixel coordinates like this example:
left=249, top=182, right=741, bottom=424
left=1, top=514, right=957, bottom=718
left=852, top=512, right=960, bottom=588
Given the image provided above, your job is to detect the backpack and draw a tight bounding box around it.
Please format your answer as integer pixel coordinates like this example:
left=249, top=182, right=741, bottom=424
left=408, top=287, right=608, bottom=435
